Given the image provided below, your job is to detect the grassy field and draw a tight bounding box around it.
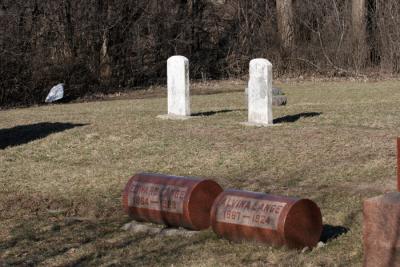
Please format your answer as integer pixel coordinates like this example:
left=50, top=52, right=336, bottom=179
left=1, top=80, right=400, bottom=266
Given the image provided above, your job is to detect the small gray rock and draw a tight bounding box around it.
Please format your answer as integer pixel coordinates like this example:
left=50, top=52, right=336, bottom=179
left=121, top=221, right=162, bottom=234
left=159, top=228, right=198, bottom=237
left=272, top=87, right=284, bottom=96
left=272, top=95, right=287, bottom=106
left=245, top=87, right=284, bottom=96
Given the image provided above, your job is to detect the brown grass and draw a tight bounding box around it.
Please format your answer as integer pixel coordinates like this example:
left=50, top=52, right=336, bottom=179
left=1, top=80, right=400, bottom=266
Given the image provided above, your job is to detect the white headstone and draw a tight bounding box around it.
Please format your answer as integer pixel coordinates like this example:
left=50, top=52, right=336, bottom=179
left=247, top=59, right=273, bottom=125
left=167, top=56, right=190, bottom=117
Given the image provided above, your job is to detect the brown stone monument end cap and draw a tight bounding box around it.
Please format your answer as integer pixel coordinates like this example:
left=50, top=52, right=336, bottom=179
left=364, top=192, right=400, bottom=205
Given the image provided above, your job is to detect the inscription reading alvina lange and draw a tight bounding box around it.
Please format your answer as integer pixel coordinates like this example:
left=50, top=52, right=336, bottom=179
left=128, top=181, right=188, bottom=214
left=216, top=196, right=287, bottom=230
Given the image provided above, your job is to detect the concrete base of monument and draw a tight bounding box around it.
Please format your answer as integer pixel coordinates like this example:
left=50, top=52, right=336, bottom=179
left=240, top=121, right=280, bottom=127
left=157, top=114, right=192, bottom=120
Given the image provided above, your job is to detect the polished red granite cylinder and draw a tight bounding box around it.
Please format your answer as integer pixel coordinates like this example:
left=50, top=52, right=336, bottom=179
left=363, top=193, right=400, bottom=267
left=122, top=173, right=223, bottom=230
left=210, top=190, right=323, bottom=248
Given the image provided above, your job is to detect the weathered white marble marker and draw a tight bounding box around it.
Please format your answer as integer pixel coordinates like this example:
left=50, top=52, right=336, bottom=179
left=167, top=55, right=190, bottom=117
left=247, top=59, right=273, bottom=126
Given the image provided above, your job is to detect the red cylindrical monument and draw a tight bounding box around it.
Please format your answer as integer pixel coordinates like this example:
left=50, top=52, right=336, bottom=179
left=210, top=190, right=323, bottom=248
left=122, top=173, right=223, bottom=230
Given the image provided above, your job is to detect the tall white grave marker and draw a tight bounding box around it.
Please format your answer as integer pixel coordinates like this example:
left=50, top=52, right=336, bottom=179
left=167, top=55, right=190, bottom=117
left=247, top=58, right=273, bottom=126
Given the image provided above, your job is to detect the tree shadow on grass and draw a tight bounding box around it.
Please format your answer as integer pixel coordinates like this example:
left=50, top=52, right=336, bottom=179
left=0, top=122, right=88, bottom=149
left=191, top=109, right=244, bottom=117
left=273, top=112, right=322, bottom=124
left=320, top=224, right=349, bottom=243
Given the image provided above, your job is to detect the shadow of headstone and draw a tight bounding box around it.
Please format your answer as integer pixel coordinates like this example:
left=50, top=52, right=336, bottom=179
left=0, top=122, right=88, bottom=149
left=320, top=224, right=349, bottom=243
left=191, top=109, right=244, bottom=117
left=273, top=112, right=322, bottom=124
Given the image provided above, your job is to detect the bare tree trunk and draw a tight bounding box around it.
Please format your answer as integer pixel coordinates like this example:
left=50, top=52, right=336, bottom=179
left=99, top=0, right=112, bottom=83
left=376, top=0, right=400, bottom=73
left=63, top=0, right=77, bottom=59
left=352, top=0, right=367, bottom=71
left=276, top=0, right=294, bottom=52
left=100, top=32, right=112, bottom=83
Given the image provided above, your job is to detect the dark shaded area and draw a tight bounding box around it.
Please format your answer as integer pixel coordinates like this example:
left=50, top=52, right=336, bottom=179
left=320, top=224, right=349, bottom=243
left=0, top=214, right=206, bottom=266
left=0, top=216, right=124, bottom=266
left=57, top=95, right=80, bottom=104
left=3, top=0, right=400, bottom=107
left=191, top=109, right=244, bottom=117
left=0, top=122, right=87, bottom=149
left=273, top=112, right=322, bottom=124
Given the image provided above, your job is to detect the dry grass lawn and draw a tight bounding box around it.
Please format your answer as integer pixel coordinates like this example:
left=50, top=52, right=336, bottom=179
left=1, top=80, right=400, bottom=266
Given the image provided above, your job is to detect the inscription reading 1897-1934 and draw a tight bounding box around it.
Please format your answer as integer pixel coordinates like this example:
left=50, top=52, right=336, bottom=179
left=128, top=182, right=188, bottom=214
left=216, top=196, right=287, bottom=230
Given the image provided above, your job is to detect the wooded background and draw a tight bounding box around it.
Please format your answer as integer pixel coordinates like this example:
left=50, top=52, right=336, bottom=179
left=1, top=0, right=399, bottom=106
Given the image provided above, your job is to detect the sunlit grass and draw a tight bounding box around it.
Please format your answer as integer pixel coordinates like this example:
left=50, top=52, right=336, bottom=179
left=1, top=80, right=399, bottom=266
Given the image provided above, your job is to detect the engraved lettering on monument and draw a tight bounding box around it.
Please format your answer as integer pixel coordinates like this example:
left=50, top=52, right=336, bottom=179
left=128, top=181, right=188, bottom=214
left=215, top=196, right=286, bottom=230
